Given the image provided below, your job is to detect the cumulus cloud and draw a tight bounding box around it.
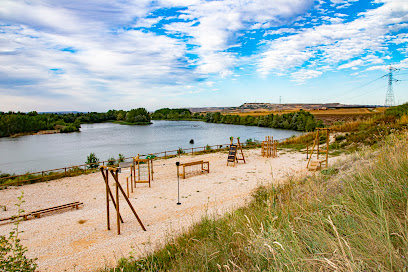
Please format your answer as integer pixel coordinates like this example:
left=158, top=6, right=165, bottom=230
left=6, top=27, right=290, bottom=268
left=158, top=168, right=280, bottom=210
left=257, top=0, right=408, bottom=79
left=0, top=0, right=407, bottom=110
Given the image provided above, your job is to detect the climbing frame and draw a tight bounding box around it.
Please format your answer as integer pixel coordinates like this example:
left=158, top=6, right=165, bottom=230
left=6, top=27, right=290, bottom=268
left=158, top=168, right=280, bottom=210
left=306, top=128, right=330, bottom=171
left=129, top=154, right=154, bottom=189
left=261, top=136, right=277, bottom=158
left=227, top=137, right=246, bottom=166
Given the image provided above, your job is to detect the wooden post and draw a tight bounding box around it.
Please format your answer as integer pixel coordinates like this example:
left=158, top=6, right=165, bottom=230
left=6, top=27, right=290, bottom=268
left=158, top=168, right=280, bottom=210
left=64, top=168, right=67, bottom=177
left=137, top=161, right=140, bottom=187
left=306, top=141, right=309, bottom=159
left=126, top=177, right=129, bottom=198
left=101, top=168, right=110, bottom=230
left=148, top=160, right=151, bottom=188
left=151, top=158, right=154, bottom=181
left=42, top=171, right=44, bottom=182
left=130, top=165, right=133, bottom=193
left=115, top=169, right=120, bottom=235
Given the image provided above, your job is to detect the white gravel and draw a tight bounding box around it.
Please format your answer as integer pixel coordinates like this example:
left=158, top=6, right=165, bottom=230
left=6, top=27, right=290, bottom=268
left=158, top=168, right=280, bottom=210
left=0, top=148, right=341, bottom=271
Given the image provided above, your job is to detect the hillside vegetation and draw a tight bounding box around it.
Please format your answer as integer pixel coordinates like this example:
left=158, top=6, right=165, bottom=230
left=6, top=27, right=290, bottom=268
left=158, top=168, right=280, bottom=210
left=111, top=103, right=408, bottom=271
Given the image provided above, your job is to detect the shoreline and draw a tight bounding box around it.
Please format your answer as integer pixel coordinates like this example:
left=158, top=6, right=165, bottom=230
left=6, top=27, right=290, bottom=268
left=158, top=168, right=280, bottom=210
left=9, top=130, right=61, bottom=138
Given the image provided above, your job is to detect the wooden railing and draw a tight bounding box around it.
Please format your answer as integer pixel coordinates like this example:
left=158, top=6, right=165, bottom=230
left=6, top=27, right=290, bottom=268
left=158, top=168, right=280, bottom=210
left=0, top=143, right=234, bottom=188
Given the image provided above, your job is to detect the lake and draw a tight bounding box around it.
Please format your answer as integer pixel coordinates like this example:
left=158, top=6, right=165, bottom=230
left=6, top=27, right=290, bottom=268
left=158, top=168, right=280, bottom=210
left=0, top=120, right=301, bottom=174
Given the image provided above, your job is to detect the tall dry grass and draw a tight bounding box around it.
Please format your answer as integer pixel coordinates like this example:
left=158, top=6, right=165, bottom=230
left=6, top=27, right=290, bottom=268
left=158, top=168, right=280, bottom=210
left=111, top=132, right=408, bottom=271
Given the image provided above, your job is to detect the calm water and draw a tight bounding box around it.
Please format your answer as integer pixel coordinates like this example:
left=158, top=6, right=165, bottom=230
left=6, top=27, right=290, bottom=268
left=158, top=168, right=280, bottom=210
left=0, top=121, right=301, bottom=174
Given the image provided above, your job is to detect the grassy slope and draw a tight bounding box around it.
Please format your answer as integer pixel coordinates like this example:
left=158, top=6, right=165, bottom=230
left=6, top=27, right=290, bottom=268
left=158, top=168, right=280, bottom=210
left=111, top=130, right=408, bottom=271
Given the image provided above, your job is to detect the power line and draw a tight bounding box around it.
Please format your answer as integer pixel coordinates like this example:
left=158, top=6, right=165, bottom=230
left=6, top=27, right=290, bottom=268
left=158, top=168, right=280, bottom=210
left=347, top=85, right=384, bottom=102
left=316, top=75, right=384, bottom=103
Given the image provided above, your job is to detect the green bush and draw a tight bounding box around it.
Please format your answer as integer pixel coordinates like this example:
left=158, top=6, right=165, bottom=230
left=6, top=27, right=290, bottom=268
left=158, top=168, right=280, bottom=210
left=177, top=148, right=185, bottom=155
left=107, top=157, right=116, bottom=166
left=335, top=135, right=346, bottom=142
left=118, top=154, right=125, bottom=163
left=86, top=152, right=99, bottom=169
left=0, top=192, right=37, bottom=271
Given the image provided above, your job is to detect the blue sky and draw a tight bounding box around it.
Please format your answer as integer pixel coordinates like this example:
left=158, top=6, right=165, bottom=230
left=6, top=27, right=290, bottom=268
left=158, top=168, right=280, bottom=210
left=0, top=0, right=407, bottom=112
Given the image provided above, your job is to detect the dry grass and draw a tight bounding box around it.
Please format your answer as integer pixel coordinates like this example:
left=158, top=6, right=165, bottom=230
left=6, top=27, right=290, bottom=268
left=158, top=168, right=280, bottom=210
left=111, top=131, right=408, bottom=272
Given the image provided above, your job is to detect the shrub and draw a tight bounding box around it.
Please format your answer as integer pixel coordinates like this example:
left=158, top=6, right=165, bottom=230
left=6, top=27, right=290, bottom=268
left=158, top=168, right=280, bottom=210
left=335, top=135, right=346, bottom=142
left=0, top=192, right=37, bottom=271
left=177, top=148, right=185, bottom=155
left=107, top=157, right=116, bottom=166
left=118, top=154, right=125, bottom=163
left=86, top=152, right=99, bottom=169
left=205, top=144, right=212, bottom=151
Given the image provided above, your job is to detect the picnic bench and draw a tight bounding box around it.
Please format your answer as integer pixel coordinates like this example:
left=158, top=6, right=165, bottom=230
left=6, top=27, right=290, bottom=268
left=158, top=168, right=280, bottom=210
left=178, top=160, right=209, bottom=179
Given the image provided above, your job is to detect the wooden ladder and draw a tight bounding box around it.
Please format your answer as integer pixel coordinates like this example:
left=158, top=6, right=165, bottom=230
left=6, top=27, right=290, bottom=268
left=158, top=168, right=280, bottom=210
left=227, top=137, right=246, bottom=166
left=306, top=128, right=330, bottom=171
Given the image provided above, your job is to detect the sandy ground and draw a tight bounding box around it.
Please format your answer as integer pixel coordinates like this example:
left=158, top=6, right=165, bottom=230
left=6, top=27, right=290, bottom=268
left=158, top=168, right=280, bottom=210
left=0, top=148, right=343, bottom=271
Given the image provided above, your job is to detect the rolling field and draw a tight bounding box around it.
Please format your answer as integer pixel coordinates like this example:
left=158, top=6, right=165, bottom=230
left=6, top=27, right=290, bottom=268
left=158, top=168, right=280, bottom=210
left=221, top=107, right=386, bottom=125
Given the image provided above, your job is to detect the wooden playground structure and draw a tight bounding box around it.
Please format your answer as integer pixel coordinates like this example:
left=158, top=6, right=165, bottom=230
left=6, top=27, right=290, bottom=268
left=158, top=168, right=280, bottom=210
left=178, top=160, right=209, bottom=179
left=227, top=137, right=246, bottom=166
left=126, top=155, right=154, bottom=196
left=100, top=166, right=146, bottom=235
left=307, top=128, right=330, bottom=171
left=261, top=136, right=277, bottom=158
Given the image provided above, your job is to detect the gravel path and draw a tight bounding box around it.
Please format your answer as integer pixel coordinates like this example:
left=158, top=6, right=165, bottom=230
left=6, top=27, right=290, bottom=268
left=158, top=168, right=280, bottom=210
left=0, top=148, right=338, bottom=271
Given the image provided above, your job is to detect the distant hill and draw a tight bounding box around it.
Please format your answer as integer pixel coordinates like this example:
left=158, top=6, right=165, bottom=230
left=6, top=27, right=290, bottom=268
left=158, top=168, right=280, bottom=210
left=39, top=111, right=84, bottom=114
left=189, top=103, right=384, bottom=113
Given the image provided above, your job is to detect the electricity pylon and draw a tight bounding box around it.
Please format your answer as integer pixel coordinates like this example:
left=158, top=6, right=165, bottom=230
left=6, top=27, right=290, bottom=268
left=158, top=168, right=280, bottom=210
left=384, top=66, right=398, bottom=107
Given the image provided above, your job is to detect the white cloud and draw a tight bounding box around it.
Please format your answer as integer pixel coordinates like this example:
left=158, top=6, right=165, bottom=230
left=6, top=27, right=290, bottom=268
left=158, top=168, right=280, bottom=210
left=338, top=59, right=364, bottom=69
left=164, top=0, right=314, bottom=76
left=291, top=69, right=322, bottom=83
left=264, top=28, right=298, bottom=36
left=366, top=58, right=408, bottom=71
left=258, top=0, right=408, bottom=79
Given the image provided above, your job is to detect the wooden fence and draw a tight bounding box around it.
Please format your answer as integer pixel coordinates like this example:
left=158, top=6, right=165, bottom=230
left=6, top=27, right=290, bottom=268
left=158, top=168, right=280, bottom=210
left=0, top=143, right=233, bottom=188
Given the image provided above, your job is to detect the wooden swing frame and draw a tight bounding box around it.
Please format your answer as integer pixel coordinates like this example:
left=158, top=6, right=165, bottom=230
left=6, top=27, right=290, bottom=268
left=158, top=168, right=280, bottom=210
left=100, top=166, right=146, bottom=235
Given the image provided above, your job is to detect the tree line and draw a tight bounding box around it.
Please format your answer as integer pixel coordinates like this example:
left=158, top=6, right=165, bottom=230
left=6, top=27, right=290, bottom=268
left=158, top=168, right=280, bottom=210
left=203, top=110, right=323, bottom=131
left=0, top=108, right=151, bottom=137
left=151, top=108, right=202, bottom=120
left=0, top=107, right=323, bottom=138
left=150, top=108, right=322, bottom=132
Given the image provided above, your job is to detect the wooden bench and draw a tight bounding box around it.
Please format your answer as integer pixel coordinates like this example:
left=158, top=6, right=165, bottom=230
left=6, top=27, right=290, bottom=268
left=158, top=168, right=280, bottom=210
left=0, top=202, right=83, bottom=223
left=178, top=160, right=209, bottom=179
